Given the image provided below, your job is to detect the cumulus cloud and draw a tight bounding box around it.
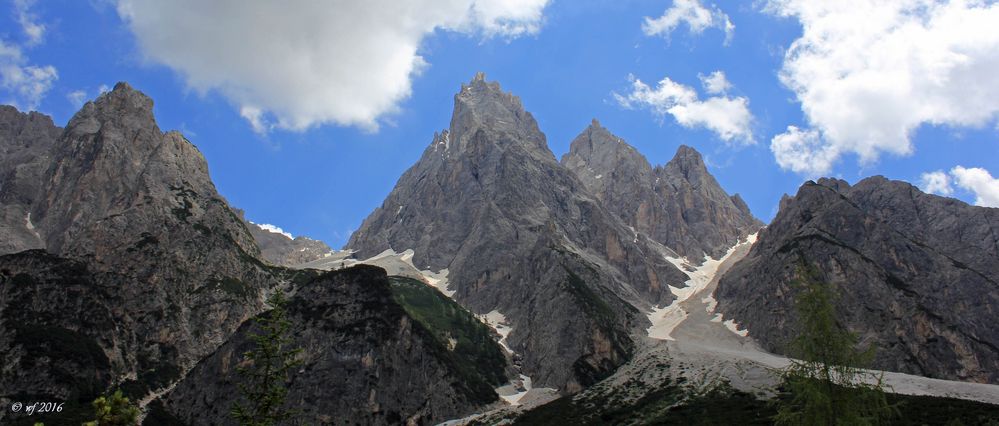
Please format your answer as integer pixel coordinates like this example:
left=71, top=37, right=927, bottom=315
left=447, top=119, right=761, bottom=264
left=615, top=71, right=754, bottom=144
left=251, top=222, right=294, bottom=239
left=0, top=1, right=56, bottom=111
left=0, top=40, right=57, bottom=110
left=66, top=90, right=87, bottom=108
left=919, top=170, right=953, bottom=196
left=951, top=166, right=999, bottom=207
left=14, top=0, right=46, bottom=45
left=699, top=70, right=731, bottom=95
left=643, top=0, right=734, bottom=44
left=767, top=0, right=999, bottom=174
left=771, top=125, right=838, bottom=175
left=114, top=0, right=550, bottom=134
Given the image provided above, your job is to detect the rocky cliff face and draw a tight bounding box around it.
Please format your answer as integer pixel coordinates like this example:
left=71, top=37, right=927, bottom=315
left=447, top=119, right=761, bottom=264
left=348, top=73, right=687, bottom=392
left=0, top=251, right=120, bottom=405
left=716, top=177, right=999, bottom=383
left=561, top=121, right=762, bottom=261
left=164, top=265, right=497, bottom=425
left=247, top=221, right=332, bottom=267
left=0, top=106, right=61, bottom=254
left=0, top=85, right=292, bottom=419
left=1, top=84, right=517, bottom=424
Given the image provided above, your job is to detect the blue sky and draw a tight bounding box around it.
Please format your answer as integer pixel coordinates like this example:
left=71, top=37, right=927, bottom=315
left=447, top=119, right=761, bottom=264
left=3, top=0, right=998, bottom=247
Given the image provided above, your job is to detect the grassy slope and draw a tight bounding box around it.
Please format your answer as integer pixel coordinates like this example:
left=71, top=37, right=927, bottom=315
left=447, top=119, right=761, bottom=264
left=388, top=276, right=509, bottom=388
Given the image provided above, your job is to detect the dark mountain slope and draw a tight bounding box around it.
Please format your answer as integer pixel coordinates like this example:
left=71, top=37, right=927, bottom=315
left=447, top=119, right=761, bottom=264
left=163, top=265, right=502, bottom=425
left=716, top=177, right=999, bottom=383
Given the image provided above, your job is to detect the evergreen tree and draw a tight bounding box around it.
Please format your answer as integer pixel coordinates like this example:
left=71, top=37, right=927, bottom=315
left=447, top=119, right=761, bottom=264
left=82, top=389, right=140, bottom=426
left=774, top=263, right=897, bottom=426
left=231, top=289, right=302, bottom=426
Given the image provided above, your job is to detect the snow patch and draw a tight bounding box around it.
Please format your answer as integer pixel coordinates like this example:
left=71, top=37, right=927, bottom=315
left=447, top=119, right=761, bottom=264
left=358, top=248, right=454, bottom=297
left=482, top=310, right=514, bottom=354
left=594, top=174, right=603, bottom=179
left=498, top=374, right=533, bottom=406
left=647, top=234, right=757, bottom=340
left=396, top=205, right=404, bottom=215
left=25, top=212, right=40, bottom=240
left=422, top=268, right=452, bottom=297
left=702, top=294, right=718, bottom=313
left=646, top=304, right=688, bottom=341
left=723, top=319, right=749, bottom=337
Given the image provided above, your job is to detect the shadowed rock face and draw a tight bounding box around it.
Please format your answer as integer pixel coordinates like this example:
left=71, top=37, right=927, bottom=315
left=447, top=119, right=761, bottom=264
left=0, top=84, right=514, bottom=424
left=165, top=265, right=497, bottom=426
left=0, top=85, right=288, bottom=415
left=348, top=74, right=687, bottom=391
left=716, top=177, right=999, bottom=383
left=0, top=106, right=61, bottom=254
left=561, top=121, right=762, bottom=261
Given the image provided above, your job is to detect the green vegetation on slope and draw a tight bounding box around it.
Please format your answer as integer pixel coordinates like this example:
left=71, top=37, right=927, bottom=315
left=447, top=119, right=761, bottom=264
left=775, top=263, right=896, bottom=425
left=388, top=276, right=508, bottom=388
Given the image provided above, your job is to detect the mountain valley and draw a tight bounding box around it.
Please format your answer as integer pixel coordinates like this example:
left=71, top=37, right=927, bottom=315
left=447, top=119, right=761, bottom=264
left=1, top=75, right=998, bottom=425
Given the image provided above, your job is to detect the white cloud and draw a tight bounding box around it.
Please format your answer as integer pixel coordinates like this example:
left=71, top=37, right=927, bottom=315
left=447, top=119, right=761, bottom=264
left=0, top=1, right=56, bottom=111
left=114, top=0, right=550, bottom=134
left=14, top=0, right=46, bottom=45
left=643, top=0, right=734, bottom=44
left=251, top=222, right=294, bottom=239
left=699, top=70, right=731, bottom=95
left=951, top=166, right=999, bottom=207
left=239, top=106, right=270, bottom=135
left=919, top=170, right=953, bottom=196
left=66, top=90, right=87, bottom=108
left=766, top=0, right=999, bottom=174
left=0, top=40, right=57, bottom=110
left=771, top=125, right=838, bottom=175
left=615, top=72, right=754, bottom=144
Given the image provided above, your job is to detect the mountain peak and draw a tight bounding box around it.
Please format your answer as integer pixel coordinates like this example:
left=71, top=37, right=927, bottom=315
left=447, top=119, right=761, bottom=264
left=447, top=74, right=547, bottom=157
left=456, top=72, right=522, bottom=110
left=563, top=120, right=646, bottom=170
left=71, top=80, right=156, bottom=130
left=565, top=128, right=762, bottom=259
left=663, top=145, right=708, bottom=180
left=671, top=144, right=704, bottom=164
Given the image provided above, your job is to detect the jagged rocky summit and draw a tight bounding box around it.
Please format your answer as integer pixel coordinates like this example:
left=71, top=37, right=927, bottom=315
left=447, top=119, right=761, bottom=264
left=562, top=119, right=762, bottom=261
left=245, top=219, right=333, bottom=266
left=716, top=176, right=999, bottom=384
left=346, top=73, right=762, bottom=392
left=0, top=83, right=501, bottom=424
left=1, top=84, right=283, bottom=411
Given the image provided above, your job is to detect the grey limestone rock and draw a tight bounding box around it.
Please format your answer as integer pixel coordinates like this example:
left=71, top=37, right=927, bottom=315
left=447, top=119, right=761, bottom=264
left=716, top=176, right=999, bottom=383
left=246, top=220, right=333, bottom=267
left=164, top=265, right=496, bottom=425
left=0, top=105, right=61, bottom=254
left=348, top=75, right=687, bottom=392
left=561, top=121, right=762, bottom=261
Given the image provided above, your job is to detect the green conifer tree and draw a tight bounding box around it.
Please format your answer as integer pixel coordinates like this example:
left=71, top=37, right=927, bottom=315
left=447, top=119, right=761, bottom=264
left=231, top=289, right=302, bottom=426
left=775, top=263, right=898, bottom=426
left=82, top=389, right=139, bottom=426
